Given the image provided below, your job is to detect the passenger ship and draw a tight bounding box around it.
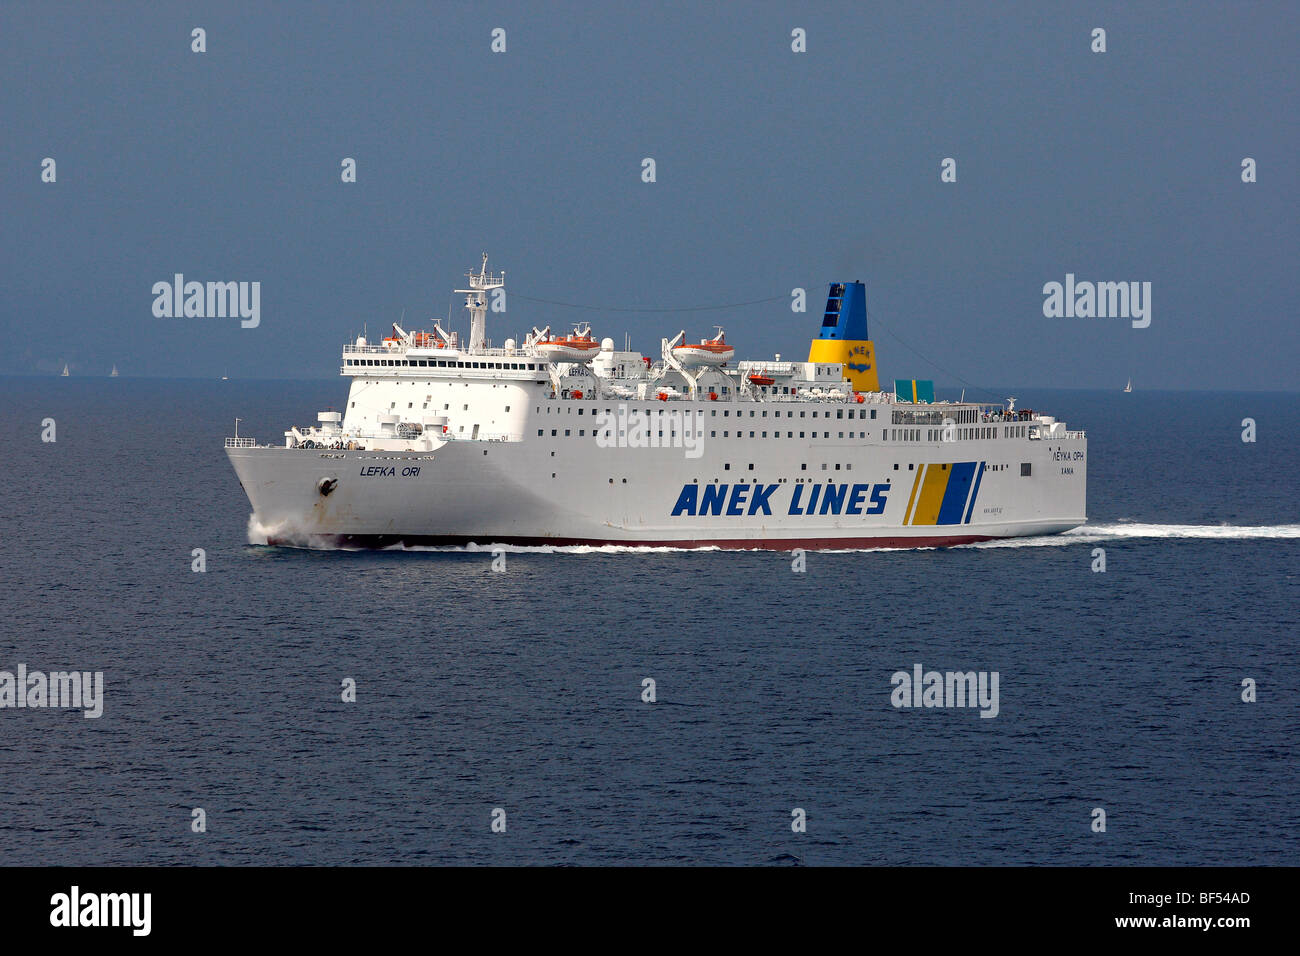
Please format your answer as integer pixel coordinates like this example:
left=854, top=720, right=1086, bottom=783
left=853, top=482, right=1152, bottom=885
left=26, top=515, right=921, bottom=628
left=225, top=256, right=1086, bottom=549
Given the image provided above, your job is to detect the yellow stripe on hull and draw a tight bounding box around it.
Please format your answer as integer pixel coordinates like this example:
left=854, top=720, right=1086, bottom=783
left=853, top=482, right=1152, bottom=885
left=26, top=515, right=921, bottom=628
left=910, top=463, right=952, bottom=526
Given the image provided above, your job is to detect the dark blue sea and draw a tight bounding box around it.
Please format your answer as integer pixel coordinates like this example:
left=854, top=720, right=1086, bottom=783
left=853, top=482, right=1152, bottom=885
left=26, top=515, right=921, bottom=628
left=2, top=378, right=1296, bottom=865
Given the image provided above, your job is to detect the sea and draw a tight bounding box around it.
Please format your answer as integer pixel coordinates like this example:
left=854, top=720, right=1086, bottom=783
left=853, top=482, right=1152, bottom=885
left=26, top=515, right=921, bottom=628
left=1, top=378, right=1296, bottom=865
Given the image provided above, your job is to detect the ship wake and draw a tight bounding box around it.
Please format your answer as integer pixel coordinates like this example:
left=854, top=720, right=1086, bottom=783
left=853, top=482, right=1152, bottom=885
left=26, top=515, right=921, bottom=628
left=246, top=515, right=1299, bottom=554
left=953, top=522, right=1300, bottom=550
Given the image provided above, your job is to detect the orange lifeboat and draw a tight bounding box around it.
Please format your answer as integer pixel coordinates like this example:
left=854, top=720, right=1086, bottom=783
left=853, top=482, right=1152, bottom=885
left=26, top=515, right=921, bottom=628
left=748, top=370, right=775, bottom=387
left=672, top=329, right=735, bottom=367
left=536, top=324, right=601, bottom=364
left=410, top=331, right=445, bottom=348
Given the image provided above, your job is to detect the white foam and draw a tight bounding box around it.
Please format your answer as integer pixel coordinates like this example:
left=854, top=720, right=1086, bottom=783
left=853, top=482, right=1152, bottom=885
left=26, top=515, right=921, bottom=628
left=248, top=515, right=1300, bottom=554
left=954, top=522, right=1300, bottom=549
left=245, top=514, right=334, bottom=550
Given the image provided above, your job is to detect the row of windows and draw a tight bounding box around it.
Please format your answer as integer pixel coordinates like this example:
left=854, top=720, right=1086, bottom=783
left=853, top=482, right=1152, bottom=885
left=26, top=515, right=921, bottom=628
left=347, top=358, right=540, bottom=370
left=540, top=429, right=867, bottom=440
left=539, top=404, right=877, bottom=420
left=606, top=471, right=861, bottom=484
left=588, top=463, right=1030, bottom=481
left=883, top=426, right=1031, bottom=441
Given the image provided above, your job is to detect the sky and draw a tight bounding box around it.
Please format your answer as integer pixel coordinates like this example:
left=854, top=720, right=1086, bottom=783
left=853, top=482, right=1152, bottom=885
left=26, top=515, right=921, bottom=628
left=2, top=0, right=1297, bottom=389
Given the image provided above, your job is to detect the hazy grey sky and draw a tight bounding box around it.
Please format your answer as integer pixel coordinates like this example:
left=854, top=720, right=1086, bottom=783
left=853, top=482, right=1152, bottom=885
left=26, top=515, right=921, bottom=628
left=3, top=1, right=1296, bottom=389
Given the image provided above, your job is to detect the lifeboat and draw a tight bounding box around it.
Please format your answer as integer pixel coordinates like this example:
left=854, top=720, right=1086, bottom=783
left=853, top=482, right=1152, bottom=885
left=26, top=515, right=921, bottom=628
left=672, top=329, right=735, bottom=367
left=410, top=331, right=444, bottom=348
left=747, top=370, right=775, bottom=387
left=536, top=323, right=601, bottom=364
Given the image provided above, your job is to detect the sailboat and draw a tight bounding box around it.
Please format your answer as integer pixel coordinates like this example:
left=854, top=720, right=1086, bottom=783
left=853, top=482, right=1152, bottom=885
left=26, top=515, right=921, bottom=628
left=1123, top=377, right=1133, bottom=393
left=61, top=364, right=69, bottom=377
left=110, top=365, right=119, bottom=377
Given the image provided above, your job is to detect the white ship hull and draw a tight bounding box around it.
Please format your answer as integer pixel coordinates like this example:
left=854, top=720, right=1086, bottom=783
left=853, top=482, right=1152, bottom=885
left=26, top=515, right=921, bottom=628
left=228, top=421, right=1085, bottom=549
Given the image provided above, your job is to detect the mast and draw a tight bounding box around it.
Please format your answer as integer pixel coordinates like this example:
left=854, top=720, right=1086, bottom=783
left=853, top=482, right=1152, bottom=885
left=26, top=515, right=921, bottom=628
left=453, top=253, right=505, bottom=353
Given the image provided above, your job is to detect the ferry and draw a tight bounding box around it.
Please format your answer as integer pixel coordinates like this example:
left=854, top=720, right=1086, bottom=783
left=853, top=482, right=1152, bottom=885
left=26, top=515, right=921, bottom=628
left=226, top=256, right=1087, bottom=549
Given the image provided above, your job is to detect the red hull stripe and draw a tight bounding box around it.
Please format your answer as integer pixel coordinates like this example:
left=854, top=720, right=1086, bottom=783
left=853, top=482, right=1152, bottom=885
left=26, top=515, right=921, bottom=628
left=266, top=533, right=999, bottom=551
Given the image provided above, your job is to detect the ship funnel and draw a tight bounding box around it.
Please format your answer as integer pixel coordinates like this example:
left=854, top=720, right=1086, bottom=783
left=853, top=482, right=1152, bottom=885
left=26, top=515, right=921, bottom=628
left=807, top=280, right=879, bottom=392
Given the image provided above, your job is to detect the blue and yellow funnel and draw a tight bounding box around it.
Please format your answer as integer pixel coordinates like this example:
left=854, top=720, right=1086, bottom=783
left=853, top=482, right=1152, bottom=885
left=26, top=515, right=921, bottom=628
left=807, top=281, right=879, bottom=392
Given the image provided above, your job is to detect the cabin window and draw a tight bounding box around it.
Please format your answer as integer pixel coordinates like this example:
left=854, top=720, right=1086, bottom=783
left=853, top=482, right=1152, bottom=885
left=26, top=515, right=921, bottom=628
left=1021, top=463, right=1032, bottom=476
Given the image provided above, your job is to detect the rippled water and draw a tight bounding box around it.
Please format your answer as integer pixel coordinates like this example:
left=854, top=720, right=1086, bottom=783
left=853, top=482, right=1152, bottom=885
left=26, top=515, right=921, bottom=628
left=2, top=379, right=1296, bottom=864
